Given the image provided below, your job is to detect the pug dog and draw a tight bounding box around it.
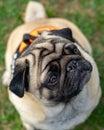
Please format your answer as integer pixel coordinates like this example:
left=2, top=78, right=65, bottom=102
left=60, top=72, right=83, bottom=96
left=2, top=1, right=101, bottom=130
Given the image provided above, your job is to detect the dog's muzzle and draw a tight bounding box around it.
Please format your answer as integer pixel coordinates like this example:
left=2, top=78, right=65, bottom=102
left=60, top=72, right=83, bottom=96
left=67, top=58, right=92, bottom=73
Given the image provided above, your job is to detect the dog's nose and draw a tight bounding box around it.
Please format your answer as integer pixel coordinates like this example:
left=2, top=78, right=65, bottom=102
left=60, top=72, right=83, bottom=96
left=67, top=60, right=79, bottom=71
left=67, top=59, right=92, bottom=72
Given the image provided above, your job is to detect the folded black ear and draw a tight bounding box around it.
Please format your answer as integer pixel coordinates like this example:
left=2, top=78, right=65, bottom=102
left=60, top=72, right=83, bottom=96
left=9, top=62, right=29, bottom=97
left=50, top=28, right=75, bottom=42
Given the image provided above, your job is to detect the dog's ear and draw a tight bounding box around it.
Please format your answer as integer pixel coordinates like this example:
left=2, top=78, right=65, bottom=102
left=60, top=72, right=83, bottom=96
left=9, top=62, right=29, bottom=97
left=50, top=28, right=75, bottom=42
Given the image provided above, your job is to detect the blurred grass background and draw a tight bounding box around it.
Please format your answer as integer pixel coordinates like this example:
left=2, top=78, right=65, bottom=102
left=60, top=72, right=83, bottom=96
left=0, top=0, right=104, bottom=130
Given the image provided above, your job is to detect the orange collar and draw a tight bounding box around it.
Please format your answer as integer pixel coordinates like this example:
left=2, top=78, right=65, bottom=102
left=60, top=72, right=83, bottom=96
left=18, top=26, right=58, bottom=53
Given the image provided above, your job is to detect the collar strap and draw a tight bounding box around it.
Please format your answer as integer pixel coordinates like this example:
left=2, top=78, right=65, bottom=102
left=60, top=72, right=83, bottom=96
left=17, top=26, right=58, bottom=54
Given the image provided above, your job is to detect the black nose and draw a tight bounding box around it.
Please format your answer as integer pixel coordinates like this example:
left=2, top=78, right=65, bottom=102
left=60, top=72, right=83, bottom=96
left=67, top=59, right=92, bottom=72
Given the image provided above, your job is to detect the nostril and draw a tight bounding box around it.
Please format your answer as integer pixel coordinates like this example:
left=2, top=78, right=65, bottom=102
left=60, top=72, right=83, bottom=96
left=67, top=60, right=78, bottom=71
left=72, top=60, right=77, bottom=65
left=67, top=65, right=73, bottom=71
left=72, top=60, right=78, bottom=67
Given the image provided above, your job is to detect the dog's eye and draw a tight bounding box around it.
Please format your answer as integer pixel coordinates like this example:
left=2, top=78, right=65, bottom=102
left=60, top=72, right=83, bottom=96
left=70, top=45, right=80, bottom=54
left=46, top=72, right=59, bottom=89
left=48, top=73, right=58, bottom=85
left=49, top=75, right=57, bottom=84
left=65, top=45, right=80, bottom=55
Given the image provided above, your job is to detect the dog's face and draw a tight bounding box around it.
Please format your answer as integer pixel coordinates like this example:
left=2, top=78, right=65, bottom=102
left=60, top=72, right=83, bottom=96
left=9, top=28, right=92, bottom=104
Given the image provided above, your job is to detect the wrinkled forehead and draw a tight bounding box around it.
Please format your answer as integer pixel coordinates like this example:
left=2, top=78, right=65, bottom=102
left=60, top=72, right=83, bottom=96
left=21, top=35, right=74, bottom=66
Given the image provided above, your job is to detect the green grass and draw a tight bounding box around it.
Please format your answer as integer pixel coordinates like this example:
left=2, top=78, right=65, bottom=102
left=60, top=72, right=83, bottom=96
left=0, top=0, right=104, bottom=130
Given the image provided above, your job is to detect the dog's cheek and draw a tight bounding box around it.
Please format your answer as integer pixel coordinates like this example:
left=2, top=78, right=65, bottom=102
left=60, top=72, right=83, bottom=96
left=38, top=87, right=57, bottom=101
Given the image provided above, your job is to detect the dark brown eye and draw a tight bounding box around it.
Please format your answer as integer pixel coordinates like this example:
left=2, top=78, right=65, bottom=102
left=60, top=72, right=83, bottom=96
left=50, top=75, right=57, bottom=83
left=70, top=45, right=79, bottom=54
left=49, top=74, right=58, bottom=85
left=73, top=47, right=79, bottom=54
left=65, top=44, right=80, bottom=55
left=45, top=72, right=59, bottom=89
left=43, top=64, right=60, bottom=89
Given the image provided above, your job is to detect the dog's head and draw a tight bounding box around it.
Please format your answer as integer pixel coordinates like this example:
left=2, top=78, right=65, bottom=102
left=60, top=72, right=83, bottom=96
left=9, top=28, right=92, bottom=104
